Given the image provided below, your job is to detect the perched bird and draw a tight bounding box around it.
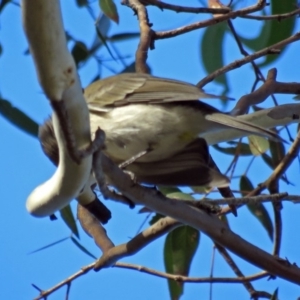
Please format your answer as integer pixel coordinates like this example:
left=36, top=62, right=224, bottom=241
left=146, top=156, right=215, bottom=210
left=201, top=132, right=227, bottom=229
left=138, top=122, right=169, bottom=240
left=39, top=73, right=281, bottom=219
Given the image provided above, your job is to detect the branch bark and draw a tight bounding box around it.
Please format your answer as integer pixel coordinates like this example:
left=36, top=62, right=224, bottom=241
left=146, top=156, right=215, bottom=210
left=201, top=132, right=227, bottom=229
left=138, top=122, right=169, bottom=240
left=99, top=153, right=300, bottom=284
left=22, top=1, right=93, bottom=216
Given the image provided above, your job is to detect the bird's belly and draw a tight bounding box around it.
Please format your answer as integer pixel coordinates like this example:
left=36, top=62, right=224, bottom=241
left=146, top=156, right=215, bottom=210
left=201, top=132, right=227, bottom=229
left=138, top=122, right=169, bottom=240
left=90, top=104, right=212, bottom=163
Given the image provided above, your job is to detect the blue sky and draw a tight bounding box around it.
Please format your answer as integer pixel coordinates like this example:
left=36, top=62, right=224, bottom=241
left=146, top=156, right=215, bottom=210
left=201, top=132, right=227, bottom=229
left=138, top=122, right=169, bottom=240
left=1, top=1, right=300, bottom=299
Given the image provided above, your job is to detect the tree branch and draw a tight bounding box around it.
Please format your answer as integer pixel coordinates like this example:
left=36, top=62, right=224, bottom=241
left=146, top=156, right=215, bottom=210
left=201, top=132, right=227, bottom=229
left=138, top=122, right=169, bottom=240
left=141, top=0, right=231, bottom=14
left=124, top=0, right=152, bottom=73
left=153, top=0, right=266, bottom=40
left=197, top=32, right=300, bottom=88
left=99, top=153, right=300, bottom=284
left=22, top=0, right=94, bottom=217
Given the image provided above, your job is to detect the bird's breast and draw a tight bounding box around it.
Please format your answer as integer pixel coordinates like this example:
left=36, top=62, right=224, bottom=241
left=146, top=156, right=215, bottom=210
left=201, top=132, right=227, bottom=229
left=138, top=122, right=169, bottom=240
left=89, top=104, right=216, bottom=163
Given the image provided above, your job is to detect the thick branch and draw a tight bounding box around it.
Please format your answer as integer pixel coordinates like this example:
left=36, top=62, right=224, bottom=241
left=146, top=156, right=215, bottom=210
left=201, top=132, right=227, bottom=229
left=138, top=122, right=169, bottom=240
left=94, top=216, right=181, bottom=270
left=126, top=0, right=152, bottom=73
left=23, top=0, right=93, bottom=217
left=231, top=69, right=300, bottom=115
left=99, top=153, right=300, bottom=284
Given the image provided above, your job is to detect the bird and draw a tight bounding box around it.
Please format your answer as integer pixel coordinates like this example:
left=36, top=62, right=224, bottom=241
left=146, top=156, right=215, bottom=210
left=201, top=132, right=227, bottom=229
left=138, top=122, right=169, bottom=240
left=40, top=72, right=282, bottom=186
left=39, top=73, right=281, bottom=218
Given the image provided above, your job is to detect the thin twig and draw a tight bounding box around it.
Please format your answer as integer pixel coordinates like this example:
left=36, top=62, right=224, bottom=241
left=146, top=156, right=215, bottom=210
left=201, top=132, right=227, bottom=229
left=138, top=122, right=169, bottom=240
left=114, top=262, right=270, bottom=283
left=221, top=128, right=300, bottom=214
left=215, top=244, right=271, bottom=299
left=226, top=21, right=294, bottom=140
left=141, top=0, right=231, bottom=14
left=197, top=32, right=300, bottom=88
left=209, top=245, right=216, bottom=300
left=268, top=185, right=282, bottom=257
left=153, top=0, right=266, bottom=40
left=33, top=263, right=95, bottom=300
left=240, top=8, right=300, bottom=20
left=33, top=261, right=270, bottom=299
left=266, top=128, right=300, bottom=187
left=190, top=192, right=293, bottom=206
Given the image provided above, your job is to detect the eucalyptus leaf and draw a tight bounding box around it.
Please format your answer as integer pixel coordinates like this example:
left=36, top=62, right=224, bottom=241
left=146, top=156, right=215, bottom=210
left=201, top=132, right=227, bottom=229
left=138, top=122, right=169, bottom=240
left=0, top=0, right=11, bottom=13
left=76, top=0, right=88, bottom=7
left=60, top=205, right=79, bottom=239
left=107, top=32, right=140, bottom=42
left=0, top=98, right=38, bottom=137
left=71, top=41, right=89, bottom=66
left=28, top=237, right=69, bottom=254
left=248, top=135, right=269, bottom=156
left=259, top=0, right=296, bottom=67
left=240, top=176, right=273, bottom=241
left=164, top=226, right=200, bottom=299
left=71, top=237, right=97, bottom=259
left=201, top=22, right=228, bottom=92
left=99, top=0, right=119, bottom=24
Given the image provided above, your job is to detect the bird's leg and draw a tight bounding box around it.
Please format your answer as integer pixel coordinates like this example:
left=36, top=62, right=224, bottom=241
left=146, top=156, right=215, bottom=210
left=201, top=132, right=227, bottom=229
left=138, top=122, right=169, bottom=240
left=119, top=147, right=153, bottom=169
left=118, top=147, right=153, bottom=183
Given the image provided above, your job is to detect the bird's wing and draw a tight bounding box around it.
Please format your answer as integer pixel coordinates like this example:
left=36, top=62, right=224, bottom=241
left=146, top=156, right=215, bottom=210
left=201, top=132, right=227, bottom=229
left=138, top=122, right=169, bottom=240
left=128, top=138, right=229, bottom=187
left=85, top=73, right=229, bottom=107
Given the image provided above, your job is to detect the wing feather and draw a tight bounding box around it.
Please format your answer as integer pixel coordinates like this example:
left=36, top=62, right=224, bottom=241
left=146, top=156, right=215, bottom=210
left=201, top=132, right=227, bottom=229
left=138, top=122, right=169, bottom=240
left=84, top=73, right=229, bottom=107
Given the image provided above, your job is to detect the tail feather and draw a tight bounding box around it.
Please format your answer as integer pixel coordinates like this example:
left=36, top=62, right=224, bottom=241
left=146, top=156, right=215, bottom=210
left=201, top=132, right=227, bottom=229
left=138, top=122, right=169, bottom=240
left=205, top=113, right=286, bottom=143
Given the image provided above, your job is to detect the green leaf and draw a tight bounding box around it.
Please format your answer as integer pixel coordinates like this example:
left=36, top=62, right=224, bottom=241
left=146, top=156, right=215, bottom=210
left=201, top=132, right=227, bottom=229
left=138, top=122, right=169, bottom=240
left=0, top=0, right=11, bottom=13
left=269, top=139, right=285, bottom=168
left=248, top=135, right=269, bottom=156
left=28, top=237, right=69, bottom=254
left=99, top=0, right=119, bottom=24
left=270, top=287, right=279, bottom=300
left=159, top=186, right=181, bottom=195
left=213, top=142, right=252, bottom=156
left=262, top=153, right=275, bottom=169
left=0, top=98, right=38, bottom=137
left=107, top=32, right=140, bottom=42
left=70, top=237, right=97, bottom=259
left=166, top=192, right=194, bottom=201
left=259, top=0, right=296, bottom=67
left=240, top=0, right=296, bottom=67
left=240, top=176, right=273, bottom=241
left=60, top=205, right=79, bottom=239
left=76, top=0, right=88, bottom=7
left=95, top=26, right=115, bottom=61
left=164, top=226, right=200, bottom=299
left=191, top=186, right=208, bottom=194
left=240, top=11, right=272, bottom=52
left=71, top=41, right=89, bottom=66
left=201, top=22, right=228, bottom=92
left=92, top=14, right=111, bottom=51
